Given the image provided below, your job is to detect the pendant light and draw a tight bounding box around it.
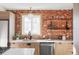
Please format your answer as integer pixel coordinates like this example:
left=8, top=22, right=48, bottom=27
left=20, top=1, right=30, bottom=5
left=27, top=7, right=33, bottom=35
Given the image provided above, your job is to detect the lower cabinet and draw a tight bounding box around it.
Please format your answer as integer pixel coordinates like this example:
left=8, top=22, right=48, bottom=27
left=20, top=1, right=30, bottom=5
left=10, top=43, right=40, bottom=55
left=10, top=42, right=73, bottom=55
left=54, top=42, right=73, bottom=55
left=31, top=43, right=40, bottom=55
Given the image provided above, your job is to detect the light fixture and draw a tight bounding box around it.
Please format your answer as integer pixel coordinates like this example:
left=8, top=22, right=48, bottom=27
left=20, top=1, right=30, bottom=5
left=28, top=7, right=33, bottom=17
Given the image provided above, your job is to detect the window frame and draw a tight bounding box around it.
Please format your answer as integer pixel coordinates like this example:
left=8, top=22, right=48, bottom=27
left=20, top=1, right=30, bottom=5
left=22, top=14, right=42, bottom=36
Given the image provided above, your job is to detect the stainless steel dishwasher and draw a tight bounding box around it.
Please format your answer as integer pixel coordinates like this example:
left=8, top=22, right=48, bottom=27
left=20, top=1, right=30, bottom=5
left=40, top=42, right=54, bottom=55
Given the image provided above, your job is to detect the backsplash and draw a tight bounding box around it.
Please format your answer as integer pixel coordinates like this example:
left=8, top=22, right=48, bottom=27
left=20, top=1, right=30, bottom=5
left=15, top=10, right=73, bottom=40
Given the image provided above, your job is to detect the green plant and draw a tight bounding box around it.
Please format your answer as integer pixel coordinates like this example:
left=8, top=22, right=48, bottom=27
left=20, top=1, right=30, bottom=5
left=15, top=33, right=21, bottom=39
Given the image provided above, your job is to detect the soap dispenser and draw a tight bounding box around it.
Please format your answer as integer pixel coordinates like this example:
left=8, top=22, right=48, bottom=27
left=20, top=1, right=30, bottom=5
left=62, top=34, right=66, bottom=41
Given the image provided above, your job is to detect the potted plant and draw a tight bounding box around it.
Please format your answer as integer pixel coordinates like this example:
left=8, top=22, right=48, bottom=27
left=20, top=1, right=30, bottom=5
left=15, top=33, right=21, bottom=40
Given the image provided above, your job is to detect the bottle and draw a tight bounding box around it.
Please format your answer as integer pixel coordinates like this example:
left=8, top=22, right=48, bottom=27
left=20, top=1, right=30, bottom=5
left=62, top=34, right=66, bottom=41
left=28, top=31, right=31, bottom=36
left=28, top=31, right=32, bottom=40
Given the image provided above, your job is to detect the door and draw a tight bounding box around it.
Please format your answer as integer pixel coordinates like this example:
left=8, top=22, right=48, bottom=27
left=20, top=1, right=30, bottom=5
left=0, top=21, right=9, bottom=47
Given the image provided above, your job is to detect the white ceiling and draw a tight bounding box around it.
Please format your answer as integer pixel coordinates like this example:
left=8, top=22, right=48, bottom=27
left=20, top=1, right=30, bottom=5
left=0, top=3, right=73, bottom=10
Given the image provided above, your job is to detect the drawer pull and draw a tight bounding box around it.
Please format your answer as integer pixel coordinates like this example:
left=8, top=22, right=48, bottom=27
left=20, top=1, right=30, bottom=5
left=12, top=43, right=15, bottom=44
left=27, top=43, right=31, bottom=45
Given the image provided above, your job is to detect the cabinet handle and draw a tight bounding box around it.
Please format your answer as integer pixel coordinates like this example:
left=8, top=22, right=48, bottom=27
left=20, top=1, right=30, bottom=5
left=12, top=43, right=15, bottom=44
left=59, top=42, right=62, bottom=44
left=72, top=51, right=73, bottom=54
left=27, top=43, right=31, bottom=46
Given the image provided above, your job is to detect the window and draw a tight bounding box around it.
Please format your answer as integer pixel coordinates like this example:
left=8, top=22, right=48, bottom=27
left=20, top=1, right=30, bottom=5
left=22, top=14, right=41, bottom=35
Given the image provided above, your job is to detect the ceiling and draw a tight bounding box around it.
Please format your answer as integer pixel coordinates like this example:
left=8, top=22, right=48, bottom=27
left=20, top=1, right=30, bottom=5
left=0, top=3, right=73, bottom=10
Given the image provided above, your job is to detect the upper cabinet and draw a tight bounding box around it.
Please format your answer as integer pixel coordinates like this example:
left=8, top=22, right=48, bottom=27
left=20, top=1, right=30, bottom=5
left=0, top=11, right=9, bottom=20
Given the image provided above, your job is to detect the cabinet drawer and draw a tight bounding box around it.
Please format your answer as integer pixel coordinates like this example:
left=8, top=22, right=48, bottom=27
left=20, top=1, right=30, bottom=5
left=10, top=43, right=19, bottom=48
left=10, top=43, right=31, bottom=48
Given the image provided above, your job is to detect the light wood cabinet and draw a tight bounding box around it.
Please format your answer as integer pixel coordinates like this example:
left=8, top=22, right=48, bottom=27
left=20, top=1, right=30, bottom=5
left=54, top=42, right=73, bottom=55
left=0, top=11, right=9, bottom=19
left=10, top=43, right=40, bottom=55
left=10, top=43, right=30, bottom=48
left=31, top=43, right=40, bottom=55
left=10, top=42, right=73, bottom=55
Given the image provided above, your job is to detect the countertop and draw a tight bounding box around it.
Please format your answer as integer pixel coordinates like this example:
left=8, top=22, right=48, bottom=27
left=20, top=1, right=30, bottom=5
left=10, top=39, right=73, bottom=43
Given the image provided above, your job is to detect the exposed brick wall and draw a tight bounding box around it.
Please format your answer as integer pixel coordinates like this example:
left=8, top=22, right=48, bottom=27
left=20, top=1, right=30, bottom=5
left=15, top=10, right=73, bottom=40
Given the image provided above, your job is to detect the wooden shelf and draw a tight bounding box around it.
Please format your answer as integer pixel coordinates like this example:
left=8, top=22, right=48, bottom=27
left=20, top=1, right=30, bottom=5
left=51, top=19, right=72, bottom=20
left=50, top=29, right=72, bottom=31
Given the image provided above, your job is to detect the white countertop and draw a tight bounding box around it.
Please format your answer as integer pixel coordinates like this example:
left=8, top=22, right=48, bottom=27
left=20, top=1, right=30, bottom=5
left=10, top=39, right=73, bottom=43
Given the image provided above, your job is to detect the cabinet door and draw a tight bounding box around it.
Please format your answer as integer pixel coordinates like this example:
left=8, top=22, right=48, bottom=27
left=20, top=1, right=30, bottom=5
left=10, top=43, right=31, bottom=48
left=54, top=42, right=73, bottom=55
left=0, top=21, right=8, bottom=47
left=31, top=43, right=40, bottom=55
